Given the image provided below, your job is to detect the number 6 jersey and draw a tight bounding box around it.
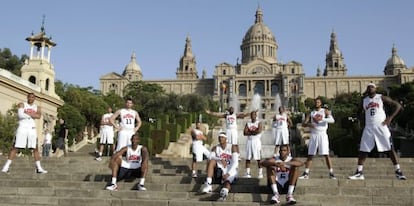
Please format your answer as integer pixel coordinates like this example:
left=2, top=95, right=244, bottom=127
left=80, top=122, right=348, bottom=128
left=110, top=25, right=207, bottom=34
left=363, top=94, right=386, bottom=126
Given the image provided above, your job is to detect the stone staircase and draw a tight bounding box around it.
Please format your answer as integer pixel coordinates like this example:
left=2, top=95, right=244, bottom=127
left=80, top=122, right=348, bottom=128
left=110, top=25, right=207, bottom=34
left=0, top=144, right=413, bottom=206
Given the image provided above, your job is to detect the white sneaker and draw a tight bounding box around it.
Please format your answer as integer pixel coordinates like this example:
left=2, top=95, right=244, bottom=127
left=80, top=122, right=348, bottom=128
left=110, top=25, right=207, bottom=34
left=395, top=169, right=407, bottom=180
left=1, top=167, right=9, bottom=174
left=286, top=194, right=297, bottom=204
left=348, top=171, right=364, bottom=180
left=200, top=183, right=212, bottom=194
left=243, top=173, right=251, bottom=178
left=192, top=173, right=198, bottom=178
left=298, top=172, right=309, bottom=179
left=257, top=173, right=264, bottom=179
left=95, top=157, right=102, bottom=161
left=270, top=193, right=280, bottom=204
left=36, top=168, right=48, bottom=174
left=137, top=184, right=147, bottom=191
left=106, top=184, right=118, bottom=191
left=217, top=188, right=228, bottom=201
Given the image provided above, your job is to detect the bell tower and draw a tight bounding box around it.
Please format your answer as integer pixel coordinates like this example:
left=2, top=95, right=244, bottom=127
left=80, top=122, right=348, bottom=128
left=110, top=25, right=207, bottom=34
left=176, top=35, right=198, bottom=80
left=21, top=16, right=59, bottom=98
left=324, top=31, right=347, bottom=76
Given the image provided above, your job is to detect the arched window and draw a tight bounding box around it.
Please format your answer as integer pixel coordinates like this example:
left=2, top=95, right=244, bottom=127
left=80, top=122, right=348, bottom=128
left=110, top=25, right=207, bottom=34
left=109, top=83, right=118, bottom=91
left=239, top=84, right=247, bottom=97
left=222, top=69, right=226, bottom=75
left=29, top=76, right=36, bottom=84
left=45, top=79, right=50, bottom=91
left=254, top=81, right=265, bottom=96
left=271, top=83, right=279, bottom=96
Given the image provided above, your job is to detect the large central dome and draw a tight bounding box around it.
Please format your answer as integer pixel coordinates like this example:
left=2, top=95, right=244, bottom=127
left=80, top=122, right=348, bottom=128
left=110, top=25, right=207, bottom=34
left=241, top=7, right=278, bottom=64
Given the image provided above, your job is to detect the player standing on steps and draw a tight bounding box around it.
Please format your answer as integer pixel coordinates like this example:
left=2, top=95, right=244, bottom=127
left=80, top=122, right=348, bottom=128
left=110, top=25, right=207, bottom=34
left=299, top=97, right=336, bottom=180
left=191, top=121, right=211, bottom=178
left=348, top=83, right=406, bottom=180
left=272, top=106, right=293, bottom=156
left=205, top=106, right=249, bottom=155
left=243, top=110, right=263, bottom=178
left=110, top=97, right=142, bottom=152
left=96, top=106, right=115, bottom=161
left=1, top=93, right=48, bottom=174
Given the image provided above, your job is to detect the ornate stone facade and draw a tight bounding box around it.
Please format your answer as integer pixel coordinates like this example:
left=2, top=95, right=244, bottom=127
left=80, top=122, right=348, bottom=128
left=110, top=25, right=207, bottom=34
left=100, top=7, right=414, bottom=119
left=0, top=23, right=64, bottom=147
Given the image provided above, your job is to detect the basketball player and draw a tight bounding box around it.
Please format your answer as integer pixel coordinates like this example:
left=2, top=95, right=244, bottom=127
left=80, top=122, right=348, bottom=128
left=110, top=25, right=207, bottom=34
left=191, top=121, right=211, bottom=177
left=260, top=145, right=303, bottom=204
left=243, top=110, right=263, bottom=178
left=110, top=98, right=142, bottom=151
left=106, top=134, right=149, bottom=191
left=348, top=83, right=406, bottom=180
left=272, top=106, right=293, bottom=155
left=299, top=97, right=336, bottom=179
left=1, top=93, right=48, bottom=174
left=205, top=106, right=249, bottom=154
left=96, top=106, right=115, bottom=161
left=199, top=132, right=239, bottom=202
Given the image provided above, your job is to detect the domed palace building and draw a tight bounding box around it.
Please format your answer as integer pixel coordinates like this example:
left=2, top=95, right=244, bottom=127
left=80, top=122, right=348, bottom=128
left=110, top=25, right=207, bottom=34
left=100, top=7, right=414, bottom=119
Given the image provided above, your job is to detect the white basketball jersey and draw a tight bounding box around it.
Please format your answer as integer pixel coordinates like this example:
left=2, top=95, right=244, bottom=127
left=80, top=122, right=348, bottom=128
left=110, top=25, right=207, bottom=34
left=274, top=155, right=293, bottom=186
left=102, top=113, right=114, bottom=128
left=121, top=145, right=143, bottom=169
left=246, top=120, right=262, bottom=140
left=273, top=113, right=288, bottom=129
left=19, top=102, right=37, bottom=127
left=226, top=114, right=237, bottom=129
left=192, top=129, right=203, bottom=146
left=310, top=108, right=328, bottom=132
left=119, top=109, right=136, bottom=130
left=363, top=94, right=386, bottom=125
left=214, top=143, right=233, bottom=170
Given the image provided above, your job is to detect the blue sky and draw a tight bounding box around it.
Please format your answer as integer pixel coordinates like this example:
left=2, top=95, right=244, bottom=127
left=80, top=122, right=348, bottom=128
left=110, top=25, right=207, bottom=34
left=1, top=0, right=413, bottom=90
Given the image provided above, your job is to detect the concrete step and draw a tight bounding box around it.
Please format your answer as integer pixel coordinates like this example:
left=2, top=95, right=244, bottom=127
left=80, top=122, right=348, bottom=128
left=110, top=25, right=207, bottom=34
left=1, top=147, right=413, bottom=206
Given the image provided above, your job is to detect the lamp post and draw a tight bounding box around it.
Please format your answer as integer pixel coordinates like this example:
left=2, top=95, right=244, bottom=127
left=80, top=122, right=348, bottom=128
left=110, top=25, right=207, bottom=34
left=290, top=81, right=298, bottom=112
left=220, top=82, right=226, bottom=112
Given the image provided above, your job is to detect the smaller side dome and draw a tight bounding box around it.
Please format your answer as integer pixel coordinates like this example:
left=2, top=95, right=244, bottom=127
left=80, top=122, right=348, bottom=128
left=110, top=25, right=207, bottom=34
left=386, top=46, right=405, bottom=66
left=123, top=52, right=142, bottom=75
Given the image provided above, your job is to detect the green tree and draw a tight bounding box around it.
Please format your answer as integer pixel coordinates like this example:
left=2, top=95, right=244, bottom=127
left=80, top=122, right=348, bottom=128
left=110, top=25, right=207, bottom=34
left=56, top=104, right=86, bottom=146
left=0, top=107, right=18, bottom=153
left=123, top=81, right=167, bottom=120
left=179, top=93, right=208, bottom=113
left=0, top=48, right=28, bottom=76
left=54, top=82, right=110, bottom=142
left=102, top=91, right=124, bottom=111
left=389, top=82, right=414, bottom=130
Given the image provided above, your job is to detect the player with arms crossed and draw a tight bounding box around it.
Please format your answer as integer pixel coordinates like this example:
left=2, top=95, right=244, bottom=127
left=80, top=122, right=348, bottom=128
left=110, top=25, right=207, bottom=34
left=191, top=121, right=211, bottom=178
left=243, top=110, right=264, bottom=178
left=96, top=106, right=115, bottom=161
left=272, top=106, right=293, bottom=155
left=299, top=97, right=336, bottom=179
left=2, top=93, right=47, bottom=174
